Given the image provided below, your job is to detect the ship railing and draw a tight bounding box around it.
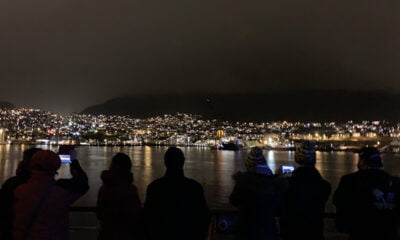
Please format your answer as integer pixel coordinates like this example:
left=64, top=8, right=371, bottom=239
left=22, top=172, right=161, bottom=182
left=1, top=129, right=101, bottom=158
left=68, top=206, right=337, bottom=231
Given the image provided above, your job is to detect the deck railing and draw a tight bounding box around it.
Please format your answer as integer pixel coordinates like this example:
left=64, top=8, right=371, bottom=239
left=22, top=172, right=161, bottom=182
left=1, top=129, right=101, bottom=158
left=69, top=206, right=336, bottom=231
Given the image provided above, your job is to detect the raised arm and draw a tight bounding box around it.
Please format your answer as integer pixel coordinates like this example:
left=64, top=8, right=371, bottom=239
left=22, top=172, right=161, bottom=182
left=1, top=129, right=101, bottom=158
left=56, top=150, right=89, bottom=195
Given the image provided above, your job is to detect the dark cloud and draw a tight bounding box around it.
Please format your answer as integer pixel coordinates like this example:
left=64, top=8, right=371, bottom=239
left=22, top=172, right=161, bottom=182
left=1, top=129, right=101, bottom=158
left=0, top=0, right=399, bottom=113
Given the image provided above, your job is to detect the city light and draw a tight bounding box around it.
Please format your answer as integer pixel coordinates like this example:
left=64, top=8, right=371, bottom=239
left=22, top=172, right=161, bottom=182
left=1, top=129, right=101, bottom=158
left=0, top=108, right=398, bottom=151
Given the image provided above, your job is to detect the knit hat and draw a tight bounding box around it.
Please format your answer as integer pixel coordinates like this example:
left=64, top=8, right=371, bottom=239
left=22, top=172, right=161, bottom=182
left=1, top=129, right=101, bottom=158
left=245, top=147, right=267, bottom=170
left=30, top=150, right=61, bottom=174
left=295, top=141, right=316, bottom=166
left=359, top=147, right=383, bottom=169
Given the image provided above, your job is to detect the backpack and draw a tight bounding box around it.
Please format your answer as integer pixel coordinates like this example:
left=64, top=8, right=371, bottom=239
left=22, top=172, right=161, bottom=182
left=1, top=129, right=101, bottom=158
left=367, top=175, right=400, bottom=221
left=372, top=180, right=396, bottom=211
left=335, top=172, right=400, bottom=235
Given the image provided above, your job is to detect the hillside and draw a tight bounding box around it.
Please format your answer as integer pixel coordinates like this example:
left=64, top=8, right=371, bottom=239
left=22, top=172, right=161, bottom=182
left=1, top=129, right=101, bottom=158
left=0, top=101, right=15, bottom=109
left=81, top=91, right=400, bottom=122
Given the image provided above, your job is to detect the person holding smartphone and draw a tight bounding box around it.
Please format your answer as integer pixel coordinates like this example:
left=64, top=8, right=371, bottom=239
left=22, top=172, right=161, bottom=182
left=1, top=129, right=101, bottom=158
left=279, top=141, right=331, bottom=240
left=12, top=149, right=89, bottom=240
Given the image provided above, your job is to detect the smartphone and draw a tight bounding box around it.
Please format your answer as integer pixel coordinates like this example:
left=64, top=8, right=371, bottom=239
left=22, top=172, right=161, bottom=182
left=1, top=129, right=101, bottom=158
left=59, top=154, right=71, bottom=164
left=281, top=165, right=295, bottom=175
left=58, top=145, right=75, bottom=164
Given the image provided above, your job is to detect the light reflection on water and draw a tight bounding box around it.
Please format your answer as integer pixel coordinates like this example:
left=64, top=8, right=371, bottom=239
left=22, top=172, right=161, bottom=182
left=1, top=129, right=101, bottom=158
left=0, top=145, right=399, bottom=210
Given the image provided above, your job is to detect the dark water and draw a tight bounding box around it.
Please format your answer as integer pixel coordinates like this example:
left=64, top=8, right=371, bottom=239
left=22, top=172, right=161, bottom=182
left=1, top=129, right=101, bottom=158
left=0, top=145, right=399, bottom=211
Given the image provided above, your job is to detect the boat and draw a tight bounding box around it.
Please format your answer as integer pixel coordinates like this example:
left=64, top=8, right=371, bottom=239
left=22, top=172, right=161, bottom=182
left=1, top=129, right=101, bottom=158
left=211, top=141, right=245, bottom=151
left=380, top=140, right=400, bottom=153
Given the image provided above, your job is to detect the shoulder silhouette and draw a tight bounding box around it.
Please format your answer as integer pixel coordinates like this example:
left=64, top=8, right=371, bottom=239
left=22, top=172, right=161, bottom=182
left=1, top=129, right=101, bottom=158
left=144, top=147, right=209, bottom=240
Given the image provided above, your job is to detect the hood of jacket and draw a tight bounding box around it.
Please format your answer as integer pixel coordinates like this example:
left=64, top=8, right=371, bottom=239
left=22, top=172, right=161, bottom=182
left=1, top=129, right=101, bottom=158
left=233, top=171, right=274, bottom=187
left=101, top=169, right=133, bottom=186
left=291, top=166, right=323, bottom=181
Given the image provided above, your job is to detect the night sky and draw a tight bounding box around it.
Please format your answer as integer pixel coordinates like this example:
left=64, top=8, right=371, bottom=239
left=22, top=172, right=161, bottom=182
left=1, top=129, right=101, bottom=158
left=1, top=0, right=399, bottom=113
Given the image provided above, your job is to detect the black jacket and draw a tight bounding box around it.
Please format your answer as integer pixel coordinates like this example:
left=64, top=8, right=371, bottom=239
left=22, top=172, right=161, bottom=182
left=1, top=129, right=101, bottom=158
left=144, top=169, right=209, bottom=240
left=230, top=171, right=285, bottom=240
left=333, top=169, right=400, bottom=240
left=0, top=171, right=30, bottom=240
left=280, top=166, right=331, bottom=240
left=97, top=169, right=142, bottom=240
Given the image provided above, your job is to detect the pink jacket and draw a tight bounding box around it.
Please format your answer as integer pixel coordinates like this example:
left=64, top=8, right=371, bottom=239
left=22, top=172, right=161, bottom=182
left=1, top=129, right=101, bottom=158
left=13, top=168, right=88, bottom=240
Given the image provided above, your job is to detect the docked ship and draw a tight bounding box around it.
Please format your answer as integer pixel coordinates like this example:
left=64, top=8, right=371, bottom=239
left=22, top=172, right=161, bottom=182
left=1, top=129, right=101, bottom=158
left=380, top=140, right=400, bottom=153
left=211, top=140, right=245, bottom=151
left=263, top=143, right=295, bottom=151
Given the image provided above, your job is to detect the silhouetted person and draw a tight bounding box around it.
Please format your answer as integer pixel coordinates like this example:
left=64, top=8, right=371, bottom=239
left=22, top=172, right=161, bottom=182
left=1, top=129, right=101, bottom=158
left=13, top=150, right=89, bottom=240
left=144, top=147, right=209, bottom=240
left=97, top=153, right=142, bottom=240
left=280, top=141, right=331, bottom=240
left=230, top=146, right=284, bottom=240
left=333, top=147, right=400, bottom=240
left=0, top=148, right=41, bottom=240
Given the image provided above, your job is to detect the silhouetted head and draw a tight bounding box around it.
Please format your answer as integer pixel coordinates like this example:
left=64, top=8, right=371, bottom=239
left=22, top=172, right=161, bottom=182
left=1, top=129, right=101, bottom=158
left=110, top=153, right=132, bottom=171
left=295, top=141, right=316, bottom=166
left=16, top=147, right=41, bottom=175
left=23, top=147, right=42, bottom=162
left=164, top=147, right=185, bottom=170
left=245, top=147, right=266, bottom=170
left=358, top=147, right=383, bottom=170
left=30, top=150, right=61, bottom=175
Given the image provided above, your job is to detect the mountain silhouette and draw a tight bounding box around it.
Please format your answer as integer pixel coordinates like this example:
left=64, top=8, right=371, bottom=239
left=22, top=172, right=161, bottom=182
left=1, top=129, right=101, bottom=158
left=81, top=91, right=400, bottom=122
left=0, top=101, right=14, bottom=109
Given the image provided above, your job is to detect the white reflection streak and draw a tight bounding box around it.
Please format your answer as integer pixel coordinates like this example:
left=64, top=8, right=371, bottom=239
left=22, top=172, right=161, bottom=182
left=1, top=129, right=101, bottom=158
left=287, top=151, right=294, bottom=161
left=315, top=151, right=323, bottom=170
left=267, top=150, right=276, bottom=172
left=144, top=146, right=152, bottom=167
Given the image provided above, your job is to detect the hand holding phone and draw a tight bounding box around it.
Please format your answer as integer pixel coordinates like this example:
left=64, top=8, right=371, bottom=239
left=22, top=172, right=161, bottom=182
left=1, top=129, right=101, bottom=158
left=281, top=165, right=295, bottom=176
left=58, top=145, right=75, bottom=164
left=69, top=150, right=78, bottom=161
left=59, top=154, right=71, bottom=164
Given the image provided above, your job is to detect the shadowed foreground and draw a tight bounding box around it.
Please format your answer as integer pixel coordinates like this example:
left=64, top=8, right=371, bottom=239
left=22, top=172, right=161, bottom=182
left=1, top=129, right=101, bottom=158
left=69, top=208, right=347, bottom=240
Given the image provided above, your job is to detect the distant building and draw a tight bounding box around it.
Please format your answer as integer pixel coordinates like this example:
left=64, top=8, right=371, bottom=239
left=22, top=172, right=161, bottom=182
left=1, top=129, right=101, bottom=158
left=216, top=129, right=225, bottom=138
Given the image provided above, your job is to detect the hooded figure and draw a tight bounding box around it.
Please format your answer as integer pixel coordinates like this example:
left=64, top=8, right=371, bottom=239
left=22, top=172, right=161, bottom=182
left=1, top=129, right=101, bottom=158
left=229, top=147, right=282, bottom=240
left=144, top=147, right=209, bottom=240
left=333, top=147, right=400, bottom=240
left=13, top=150, right=89, bottom=240
left=97, top=153, right=142, bottom=240
left=280, top=141, right=331, bottom=240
